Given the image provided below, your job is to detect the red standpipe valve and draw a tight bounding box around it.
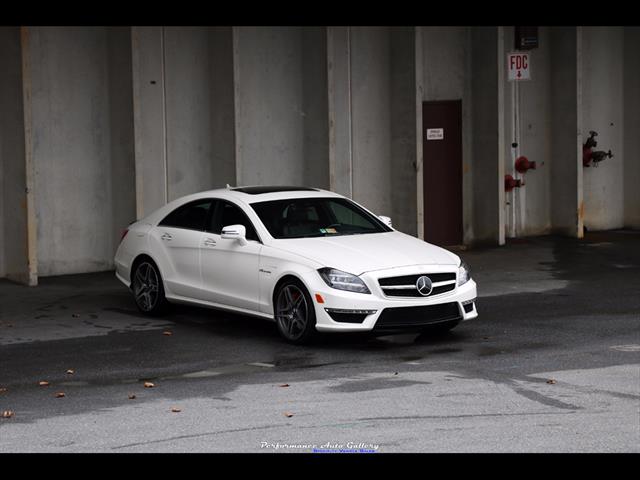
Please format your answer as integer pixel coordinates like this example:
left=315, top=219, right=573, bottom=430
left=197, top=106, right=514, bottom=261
left=504, top=174, right=522, bottom=192
left=515, top=156, right=536, bottom=174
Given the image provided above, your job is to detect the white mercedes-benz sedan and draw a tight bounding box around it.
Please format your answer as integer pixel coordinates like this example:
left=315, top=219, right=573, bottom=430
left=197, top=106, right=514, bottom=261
left=114, top=186, right=477, bottom=343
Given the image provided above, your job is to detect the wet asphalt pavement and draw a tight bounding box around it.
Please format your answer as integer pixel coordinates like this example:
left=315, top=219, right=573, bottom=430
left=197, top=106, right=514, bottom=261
left=0, top=231, right=638, bottom=452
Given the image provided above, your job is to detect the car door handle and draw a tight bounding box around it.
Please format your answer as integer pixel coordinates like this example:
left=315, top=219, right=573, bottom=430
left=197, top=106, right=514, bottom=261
left=203, top=238, right=217, bottom=247
left=160, top=233, right=173, bottom=241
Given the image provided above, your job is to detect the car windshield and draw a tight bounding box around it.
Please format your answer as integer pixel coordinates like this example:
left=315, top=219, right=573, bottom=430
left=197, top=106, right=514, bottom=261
left=250, top=197, right=392, bottom=239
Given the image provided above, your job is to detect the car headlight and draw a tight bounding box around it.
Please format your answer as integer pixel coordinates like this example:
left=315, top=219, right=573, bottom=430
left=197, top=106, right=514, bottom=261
left=318, top=268, right=371, bottom=294
left=457, top=260, right=471, bottom=286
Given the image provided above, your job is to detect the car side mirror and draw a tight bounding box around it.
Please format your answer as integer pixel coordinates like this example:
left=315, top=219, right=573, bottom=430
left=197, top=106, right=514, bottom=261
left=221, top=224, right=248, bottom=245
left=378, top=215, right=393, bottom=228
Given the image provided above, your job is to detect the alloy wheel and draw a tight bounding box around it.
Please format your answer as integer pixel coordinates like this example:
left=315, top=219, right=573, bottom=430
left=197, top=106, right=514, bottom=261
left=133, top=262, right=160, bottom=312
left=275, top=284, right=309, bottom=341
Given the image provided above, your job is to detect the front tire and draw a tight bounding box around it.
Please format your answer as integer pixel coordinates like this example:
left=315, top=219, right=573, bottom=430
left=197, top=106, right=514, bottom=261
left=131, top=259, right=168, bottom=315
left=274, top=279, right=317, bottom=344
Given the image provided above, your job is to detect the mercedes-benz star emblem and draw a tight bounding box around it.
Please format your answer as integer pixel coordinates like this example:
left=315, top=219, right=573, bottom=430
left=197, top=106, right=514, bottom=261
left=416, top=276, right=433, bottom=296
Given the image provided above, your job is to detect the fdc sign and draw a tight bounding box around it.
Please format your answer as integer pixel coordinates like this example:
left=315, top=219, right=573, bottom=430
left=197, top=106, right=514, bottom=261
left=508, top=52, right=530, bottom=81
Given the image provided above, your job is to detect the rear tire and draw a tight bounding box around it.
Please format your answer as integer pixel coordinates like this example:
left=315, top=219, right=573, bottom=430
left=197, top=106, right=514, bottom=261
left=274, top=279, right=317, bottom=344
left=131, top=259, right=168, bottom=316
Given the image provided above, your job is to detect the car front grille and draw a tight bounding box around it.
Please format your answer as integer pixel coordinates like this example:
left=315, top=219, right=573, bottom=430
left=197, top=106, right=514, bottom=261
left=374, top=302, right=461, bottom=332
left=378, top=272, right=456, bottom=297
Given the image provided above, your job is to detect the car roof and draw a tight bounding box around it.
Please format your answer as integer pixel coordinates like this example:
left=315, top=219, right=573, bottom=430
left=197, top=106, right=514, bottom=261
left=191, top=185, right=344, bottom=203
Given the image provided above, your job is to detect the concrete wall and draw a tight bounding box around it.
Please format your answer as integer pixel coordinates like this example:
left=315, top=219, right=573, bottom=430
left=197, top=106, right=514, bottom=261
left=420, top=26, right=473, bottom=242
left=27, top=27, right=135, bottom=276
left=234, top=27, right=329, bottom=188
left=132, top=27, right=237, bottom=217
left=581, top=27, right=625, bottom=231
left=164, top=27, right=229, bottom=200
left=503, top=26, right=553, bottom=237
left=624, top=27, right=640, bottom=229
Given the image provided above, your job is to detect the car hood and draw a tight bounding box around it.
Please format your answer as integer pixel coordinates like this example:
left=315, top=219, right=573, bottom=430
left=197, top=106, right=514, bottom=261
left=272, top=231, right=460, bottom=275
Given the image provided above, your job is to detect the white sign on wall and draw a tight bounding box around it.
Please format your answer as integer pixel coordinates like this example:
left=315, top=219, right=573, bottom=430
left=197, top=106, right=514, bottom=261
left=507, top=52, right=531, bottom=81
left=426, top=128, right=444, bottom=140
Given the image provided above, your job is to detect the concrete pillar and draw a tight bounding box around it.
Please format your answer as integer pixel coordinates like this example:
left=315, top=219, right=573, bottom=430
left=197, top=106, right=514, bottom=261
left=107, top=27, right=137, bottom=252
left=327, top=26, right=353, bottom=198
left=624, top=27, right=640, bottom=229
left=0, top=27, right=34, bottom=285
left=389, top=27, right=417, bottom=236
left=414, top=27, right=424, bottom=239
left=132, top=27, right=168, bottom=218
left=471, top=26, right=505, bottom=245
left=549, top=26, right=583, bottom=238
left=301, top=27, right=329, bottom=190
left=210, top=27, right=237, bottom=189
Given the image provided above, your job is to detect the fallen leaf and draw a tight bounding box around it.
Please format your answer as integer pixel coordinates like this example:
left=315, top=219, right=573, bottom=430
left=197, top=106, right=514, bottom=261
left=55, top=392, right=66, bottom=398
left=546, top=379, right=557, bottom=385
left=170, top=407, right=181, bottom=413
left=279, top=384, right=290, bottom=388
left=284, top=412, right=294, bottom=418
left=38, top=381, right=50, bottom=387
left=144, top=382, right=155, bottom=388
left=162, top=331, right=173, bottom=336
left=1, top=410, right=14, bottom=419
left=128, top=394, right=137, bottom=400
left=66, top=369, right=75, bottom=375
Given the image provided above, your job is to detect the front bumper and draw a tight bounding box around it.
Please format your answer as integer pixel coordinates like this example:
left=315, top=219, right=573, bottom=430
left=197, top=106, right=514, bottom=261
left=299, top=265, right=478, bottom=333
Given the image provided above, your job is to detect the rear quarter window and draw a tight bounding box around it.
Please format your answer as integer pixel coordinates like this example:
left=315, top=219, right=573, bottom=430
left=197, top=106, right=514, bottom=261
left=159, top=199, right=213, bottom=231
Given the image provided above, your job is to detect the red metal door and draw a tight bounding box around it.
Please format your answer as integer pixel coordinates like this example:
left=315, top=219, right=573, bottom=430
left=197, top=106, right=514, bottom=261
left=422, top=100, right=463, bottom=246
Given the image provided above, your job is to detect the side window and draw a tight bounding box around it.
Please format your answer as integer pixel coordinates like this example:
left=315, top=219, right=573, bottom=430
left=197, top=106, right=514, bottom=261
left=210, top=201, right=259, bottom=242
left=159, top=199, right=213, bottom=231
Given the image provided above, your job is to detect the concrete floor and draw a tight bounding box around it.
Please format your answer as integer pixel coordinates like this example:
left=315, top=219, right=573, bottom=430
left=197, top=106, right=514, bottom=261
left=0, top=231, right=638, bottom=452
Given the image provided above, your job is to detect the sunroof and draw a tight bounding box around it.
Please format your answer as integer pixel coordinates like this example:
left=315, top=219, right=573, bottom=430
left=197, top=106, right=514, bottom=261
left=232, top=186, right=319, bottom=195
